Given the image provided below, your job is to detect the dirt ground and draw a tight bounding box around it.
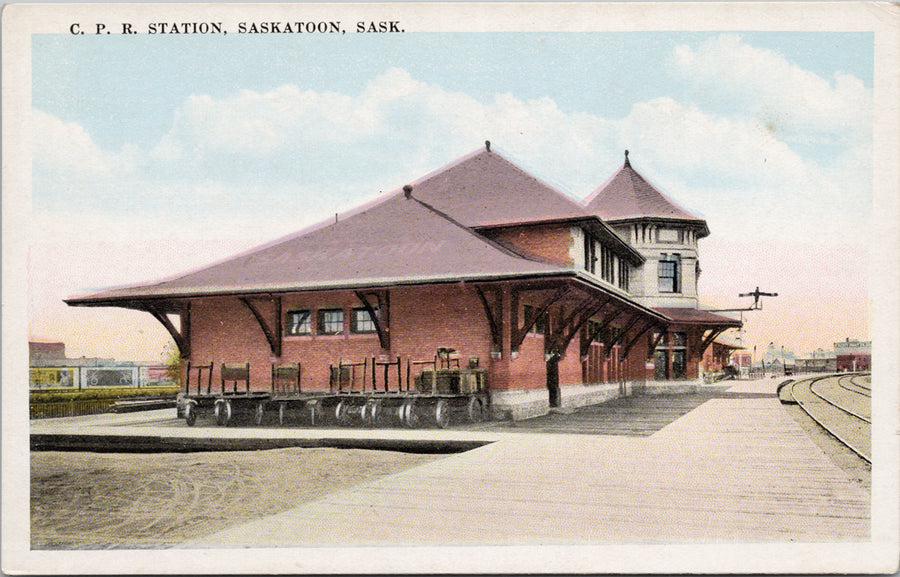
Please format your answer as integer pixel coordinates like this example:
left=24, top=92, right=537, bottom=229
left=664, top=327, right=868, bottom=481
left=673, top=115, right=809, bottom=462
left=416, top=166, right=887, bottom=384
left=31, top=448, right=440, bottom=549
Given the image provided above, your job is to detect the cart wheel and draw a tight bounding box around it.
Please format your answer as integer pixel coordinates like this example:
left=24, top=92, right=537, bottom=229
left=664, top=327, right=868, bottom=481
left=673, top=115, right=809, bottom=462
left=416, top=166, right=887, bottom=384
left=434, top=399, right=449, bottom=429
left=184, top=402, right=197, bottom=427
left=214, top=399, right=232, bottom=426
left=254, top=401, right=266, bottom=426
left=466, top=397, right=484, bottom=423
left=402, top=399, right=419, bottom=428
left=362, top=398, right=381, bottom=426
left=278, top=402, right=286, bottom=426
left=335, top=400, right=350, bottom=425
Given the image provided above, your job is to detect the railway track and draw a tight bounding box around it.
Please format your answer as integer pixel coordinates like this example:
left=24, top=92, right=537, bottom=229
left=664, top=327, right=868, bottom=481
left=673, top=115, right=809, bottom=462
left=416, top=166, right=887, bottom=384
left=838, top=374, right=871, bottom=398
left=787, top=374, right=871, bottom=463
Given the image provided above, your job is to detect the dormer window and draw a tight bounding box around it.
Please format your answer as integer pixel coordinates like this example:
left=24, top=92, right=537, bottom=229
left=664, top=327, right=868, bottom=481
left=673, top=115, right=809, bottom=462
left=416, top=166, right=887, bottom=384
left=658, top=253, right=681, bottom=293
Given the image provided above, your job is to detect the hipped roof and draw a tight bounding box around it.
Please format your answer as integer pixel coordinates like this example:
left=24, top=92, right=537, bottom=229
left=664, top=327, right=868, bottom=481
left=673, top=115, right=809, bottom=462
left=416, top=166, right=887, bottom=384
left=67, top=147, right=639, bottom=307
left=410, top=148, right=590, bottom=227
left=584, top=159, right=709, bottom=237
left=67, top=191, right=568, bottom=305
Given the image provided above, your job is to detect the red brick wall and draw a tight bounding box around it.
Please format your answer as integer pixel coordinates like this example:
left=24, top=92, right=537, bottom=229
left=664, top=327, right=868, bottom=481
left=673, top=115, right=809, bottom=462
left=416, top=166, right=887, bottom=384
left=186, top=286, right=497, bottom=393
left=509, top=335, right=547, bottom=390
left=392, top=285, right=493, bottom=369
left=487, top=225, right=574, bottom=266
left=183, top=283, right=658, bottom=396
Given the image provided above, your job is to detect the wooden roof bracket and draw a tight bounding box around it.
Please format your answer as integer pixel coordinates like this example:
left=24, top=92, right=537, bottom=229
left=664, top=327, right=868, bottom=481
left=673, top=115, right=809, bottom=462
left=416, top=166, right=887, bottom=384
left=603, top=313, right=643, bottom=358
left=698, top=327, right=726, bottom=358
left=239, top=296, right=282, bottom=358
left=647, top=326, right=668, bottom=359
left=620, top=320, right=662, bottom=360
left=511, top=285, right=571, bottom=351
left=354, top=290, right=391, bottom=351
left=580, top=304, right=628, bottom=358
left=142, top=301, right=191, bottom=359
left=474, top=285, right=502, bottom=350
left=549, top=294, right=612, bottom=357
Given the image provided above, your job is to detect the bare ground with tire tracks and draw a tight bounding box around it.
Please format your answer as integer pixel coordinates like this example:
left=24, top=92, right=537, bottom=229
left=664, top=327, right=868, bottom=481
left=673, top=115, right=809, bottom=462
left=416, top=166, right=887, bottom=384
left=31, top=448, right=439, bottom=548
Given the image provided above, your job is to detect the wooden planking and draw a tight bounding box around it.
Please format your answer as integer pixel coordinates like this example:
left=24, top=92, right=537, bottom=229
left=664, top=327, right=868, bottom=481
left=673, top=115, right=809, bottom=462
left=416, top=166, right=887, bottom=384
left=197, top=390, right=870, bottom=546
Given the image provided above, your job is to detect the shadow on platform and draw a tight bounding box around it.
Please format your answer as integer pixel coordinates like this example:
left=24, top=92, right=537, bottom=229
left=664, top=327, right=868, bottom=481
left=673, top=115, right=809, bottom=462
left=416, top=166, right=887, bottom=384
left=486, top=385, right=776, bottom=436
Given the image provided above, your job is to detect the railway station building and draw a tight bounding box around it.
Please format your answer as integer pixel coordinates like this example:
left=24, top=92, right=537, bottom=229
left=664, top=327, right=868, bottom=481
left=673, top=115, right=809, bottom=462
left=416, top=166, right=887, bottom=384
left=67, top=144, right=740, bottom=420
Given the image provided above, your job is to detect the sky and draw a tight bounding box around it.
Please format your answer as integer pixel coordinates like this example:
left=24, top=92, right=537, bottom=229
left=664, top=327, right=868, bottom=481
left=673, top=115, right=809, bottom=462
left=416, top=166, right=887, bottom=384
left=27, top=28, right=874, bottom=363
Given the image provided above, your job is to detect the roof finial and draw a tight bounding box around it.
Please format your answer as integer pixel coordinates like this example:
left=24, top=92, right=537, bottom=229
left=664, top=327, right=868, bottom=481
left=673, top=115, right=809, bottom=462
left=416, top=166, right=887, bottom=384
left=403, top=184, right=413, bottom=199
left=624, top=149, right=630, bottom=167
left=485, top=140, right=491, bottom=152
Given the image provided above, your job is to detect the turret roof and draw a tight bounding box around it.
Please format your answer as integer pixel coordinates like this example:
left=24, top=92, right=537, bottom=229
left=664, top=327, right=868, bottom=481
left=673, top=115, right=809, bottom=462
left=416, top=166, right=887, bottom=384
left=584, top=152, right=707, bottom=231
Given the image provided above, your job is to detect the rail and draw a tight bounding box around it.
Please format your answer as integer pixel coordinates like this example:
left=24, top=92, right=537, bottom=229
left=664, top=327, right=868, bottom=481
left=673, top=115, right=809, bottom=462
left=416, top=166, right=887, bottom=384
left=789, top=375, right=871, bottom=463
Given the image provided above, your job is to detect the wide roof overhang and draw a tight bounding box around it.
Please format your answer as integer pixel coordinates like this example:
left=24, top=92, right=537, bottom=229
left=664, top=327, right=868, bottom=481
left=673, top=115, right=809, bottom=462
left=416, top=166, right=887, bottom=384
left=604, top=216, right=711, bottom=239
left=653, top=306, right=742, bottom=328
left=66, top=268, right=671, bottom=323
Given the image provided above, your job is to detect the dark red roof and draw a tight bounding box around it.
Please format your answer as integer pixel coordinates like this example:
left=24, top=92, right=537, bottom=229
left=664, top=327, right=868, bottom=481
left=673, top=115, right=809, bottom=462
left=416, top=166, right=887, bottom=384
left=410, top=148, right=590, bottom=227
left=67, top=147, right=717, bottom=317
left=584, top=159, right=707, bottom=232
left=653, top=307, right=742, bottom=327
left=67, top=192, right=568, bottom=304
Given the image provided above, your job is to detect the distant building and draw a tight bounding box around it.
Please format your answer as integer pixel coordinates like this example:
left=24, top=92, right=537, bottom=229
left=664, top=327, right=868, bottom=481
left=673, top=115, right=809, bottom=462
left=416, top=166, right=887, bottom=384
left=700, top=337, right=742, bottom=375
left=731, top=352, right=752, bottom=368
left=795, top=348, right=837, bottom=373
left=834, top=338, right=870, bottom=372
left=28, top=340, right=173, bottom=389
left=29, top=341, right=65, bottom=362
left=795, top=357, right=837, bottom=373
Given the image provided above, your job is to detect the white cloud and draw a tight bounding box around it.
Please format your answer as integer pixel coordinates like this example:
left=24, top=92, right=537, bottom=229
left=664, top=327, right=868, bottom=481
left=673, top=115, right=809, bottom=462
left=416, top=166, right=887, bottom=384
left=670, top=34, right=872, bottom=138
left=32, top=66, right=870, bottom=235
left=32, top=109, right=110, bottom=178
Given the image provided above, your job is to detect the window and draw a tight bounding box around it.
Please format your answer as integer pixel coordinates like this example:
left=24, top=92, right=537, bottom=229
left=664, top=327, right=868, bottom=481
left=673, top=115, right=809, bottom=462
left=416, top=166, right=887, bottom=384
left=523, top=305, right=548, bottom=335
left=351, top=307, right=377, bottom=334
left=658, top=254, right=681, bottom=293
left=317, top=308, right=344, bottom=335
left=617, top=259, right=630, bottom=291
left=653, top=331, right=687, bottom=380
left=286, top=309, right=311, bottom=335
left=654, top=349, right=668, bottom=380
left=672, top=350, right=686, bottom=379
left=600, top=245, right=615, bottom=284
left=583, top=232, right=597, bottom=274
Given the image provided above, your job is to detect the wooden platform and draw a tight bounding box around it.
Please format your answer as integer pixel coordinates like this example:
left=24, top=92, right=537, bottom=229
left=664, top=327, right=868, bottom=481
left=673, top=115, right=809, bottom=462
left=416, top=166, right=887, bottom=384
left=194, top=380, right=870, bottom=546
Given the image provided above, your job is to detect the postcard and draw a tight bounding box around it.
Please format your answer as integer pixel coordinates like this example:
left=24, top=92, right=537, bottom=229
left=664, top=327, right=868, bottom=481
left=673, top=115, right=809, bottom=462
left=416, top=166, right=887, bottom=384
left=3, top=1, right=898, bottom=574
